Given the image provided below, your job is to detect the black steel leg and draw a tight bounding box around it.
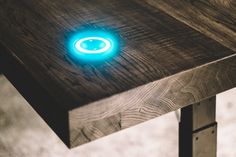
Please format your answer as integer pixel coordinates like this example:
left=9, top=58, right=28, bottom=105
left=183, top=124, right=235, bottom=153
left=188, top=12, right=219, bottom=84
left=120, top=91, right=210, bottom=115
left=179, top=97, right=217, bottom=157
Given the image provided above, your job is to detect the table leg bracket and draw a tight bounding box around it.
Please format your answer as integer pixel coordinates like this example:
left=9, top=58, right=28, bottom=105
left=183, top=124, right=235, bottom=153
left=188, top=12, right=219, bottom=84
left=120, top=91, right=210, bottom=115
left=192, top=123, right=217, bottom=157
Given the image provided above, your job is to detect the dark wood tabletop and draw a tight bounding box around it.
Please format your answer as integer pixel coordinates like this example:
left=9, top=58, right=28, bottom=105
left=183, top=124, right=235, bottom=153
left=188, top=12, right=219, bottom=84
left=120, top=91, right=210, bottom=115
left=146, top=0, right=236, bottom=51
left=0, top=0, right=235, bottom=148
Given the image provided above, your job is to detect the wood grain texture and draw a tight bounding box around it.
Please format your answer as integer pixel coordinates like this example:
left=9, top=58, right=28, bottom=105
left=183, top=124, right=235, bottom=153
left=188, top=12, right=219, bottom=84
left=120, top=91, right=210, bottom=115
left=69, top=55, right=236, bottom=147
left=145, top=0, right=236, bottom=51
left=0, top=0, right=236, bottom=148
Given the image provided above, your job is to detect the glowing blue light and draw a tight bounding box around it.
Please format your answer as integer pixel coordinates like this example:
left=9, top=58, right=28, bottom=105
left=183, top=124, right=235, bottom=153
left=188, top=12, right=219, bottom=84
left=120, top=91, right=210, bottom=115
left=68, top=30, right=119, bottom=62
left=75, top=37, right=111, bottom=54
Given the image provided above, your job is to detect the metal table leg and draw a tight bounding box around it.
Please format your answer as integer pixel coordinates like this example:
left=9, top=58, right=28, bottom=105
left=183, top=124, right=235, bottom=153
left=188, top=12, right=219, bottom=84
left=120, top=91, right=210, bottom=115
left=179, top=97, right=217, bottom=157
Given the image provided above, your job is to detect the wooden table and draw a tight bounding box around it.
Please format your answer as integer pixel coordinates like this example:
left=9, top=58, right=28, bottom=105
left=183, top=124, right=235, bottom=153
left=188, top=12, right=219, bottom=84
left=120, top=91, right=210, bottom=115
left=0, top=0, right=235, bottom=156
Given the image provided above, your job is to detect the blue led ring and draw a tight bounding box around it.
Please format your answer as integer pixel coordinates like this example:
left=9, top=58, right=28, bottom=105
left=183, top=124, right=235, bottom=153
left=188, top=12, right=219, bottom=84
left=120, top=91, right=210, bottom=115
left=68, top=30, right=119, bottom=62
left=75, top=37, right=111, bottom=54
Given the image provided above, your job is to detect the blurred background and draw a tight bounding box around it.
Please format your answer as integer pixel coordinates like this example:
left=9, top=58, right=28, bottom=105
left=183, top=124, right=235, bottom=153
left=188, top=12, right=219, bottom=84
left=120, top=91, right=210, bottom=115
left=0, top=74, right=236, bottom=157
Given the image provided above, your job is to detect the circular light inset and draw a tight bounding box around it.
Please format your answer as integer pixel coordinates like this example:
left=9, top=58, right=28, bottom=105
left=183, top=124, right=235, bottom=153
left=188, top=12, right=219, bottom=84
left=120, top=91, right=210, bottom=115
left=68, top=30, right=119, bottom=62
left=75, top=37, right=111, bottom=54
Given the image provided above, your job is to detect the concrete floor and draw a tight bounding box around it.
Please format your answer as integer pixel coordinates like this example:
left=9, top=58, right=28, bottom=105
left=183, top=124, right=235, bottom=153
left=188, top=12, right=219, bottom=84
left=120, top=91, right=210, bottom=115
left=0, top=74, right=236, bottom=157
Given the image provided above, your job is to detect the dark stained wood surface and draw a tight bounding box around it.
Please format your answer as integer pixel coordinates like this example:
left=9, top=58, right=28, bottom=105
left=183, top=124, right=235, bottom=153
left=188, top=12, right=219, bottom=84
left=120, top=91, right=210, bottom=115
left=146, top=0, right=236, bottom=51
left=0, top=0, right=234, bottom=110
left=0, top=0, right=236, bottom=148
left=69, top=55, right=236, bottom=147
